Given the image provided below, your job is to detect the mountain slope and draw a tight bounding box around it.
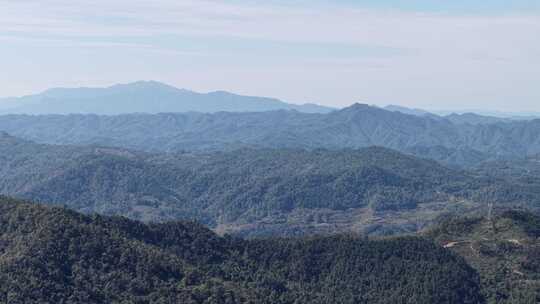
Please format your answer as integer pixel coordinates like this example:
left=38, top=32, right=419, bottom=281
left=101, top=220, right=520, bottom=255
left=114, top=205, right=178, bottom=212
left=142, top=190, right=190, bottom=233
left=1, top=133, right=539, bottom=237
left=1, top=104, right=540, bottom=167
left=427, top=211, right=540, bottom=303
left=0, top=197, right=485, bottom=304
left=0, top=81, right=334, bottom=114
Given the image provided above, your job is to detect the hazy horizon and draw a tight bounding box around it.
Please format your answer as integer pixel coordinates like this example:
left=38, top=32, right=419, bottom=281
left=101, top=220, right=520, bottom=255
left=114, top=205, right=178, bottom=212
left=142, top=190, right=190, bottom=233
left=2, top=80, right=540, bottom=116
left=2, top=0, right=539, bottom=111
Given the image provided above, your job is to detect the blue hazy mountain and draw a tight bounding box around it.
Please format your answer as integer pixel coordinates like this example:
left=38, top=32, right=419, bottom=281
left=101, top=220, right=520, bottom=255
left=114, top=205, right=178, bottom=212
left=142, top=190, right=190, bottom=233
left=2, top=103, right=540, bottom=168
left=443, top=112, right=512, bottom=125
left=435, top=109, right=540, bottom=120
left=384, top=104, right=435, bottom=117
left=0, top=81, right=335, bottom=114
left=385, top=105, right=540, bottom=123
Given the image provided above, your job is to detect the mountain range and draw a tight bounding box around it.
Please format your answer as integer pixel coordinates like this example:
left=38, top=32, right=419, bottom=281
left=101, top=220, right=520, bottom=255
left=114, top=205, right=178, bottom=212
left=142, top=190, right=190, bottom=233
left=385, top=105, right=540, bottom=123
left=383, top=104, right=435, bottom=117
left=0, top=81, right=334, bottom=114
left=1, top=103, right=540, bottom=167
left=4, top=81, right=539, bottom=122
left=1, top=132, right=539, bottom=237
left=1, top=82, right=540, bottom=303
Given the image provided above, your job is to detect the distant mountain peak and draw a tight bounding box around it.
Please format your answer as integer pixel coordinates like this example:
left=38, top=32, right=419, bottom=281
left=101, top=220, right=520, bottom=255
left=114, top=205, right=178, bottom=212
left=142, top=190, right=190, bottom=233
left=444, top=112, right=511, bottom=125
left=337, top=103, right=387, bottom=115
left=1, top=81, right=335, bottom=115
left=208, top=90, right=234, bottom=95
left=446, top=112, right=481, bottom=118
left=384, top=105, right=433, bottom=117
left=329, top=103, right=394, bottom=122
left=40, top=81, right=185, bottom=98
left=109, top=80, right=184, bottom=91
left=341, top=103, right=375, bottom=111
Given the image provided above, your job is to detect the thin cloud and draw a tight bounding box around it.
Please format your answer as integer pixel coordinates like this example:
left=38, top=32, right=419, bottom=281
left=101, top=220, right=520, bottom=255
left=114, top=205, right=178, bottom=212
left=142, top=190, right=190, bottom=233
left=2, top=1, right=539, bottom=48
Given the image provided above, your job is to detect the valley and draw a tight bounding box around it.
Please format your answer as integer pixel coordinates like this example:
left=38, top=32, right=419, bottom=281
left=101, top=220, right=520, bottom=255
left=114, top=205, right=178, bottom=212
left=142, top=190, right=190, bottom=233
left=1, top=132, right=538, bottom=238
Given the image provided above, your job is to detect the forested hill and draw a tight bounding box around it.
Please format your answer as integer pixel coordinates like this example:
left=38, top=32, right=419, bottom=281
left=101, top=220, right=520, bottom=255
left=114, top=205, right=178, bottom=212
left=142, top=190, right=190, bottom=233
left=1, top=104, right=539, bottom=167
left=0, top=197, right=485, bottom=304
left=1, top=132, right=539, bottom=237
left=427, top=211, right=540, bottom=303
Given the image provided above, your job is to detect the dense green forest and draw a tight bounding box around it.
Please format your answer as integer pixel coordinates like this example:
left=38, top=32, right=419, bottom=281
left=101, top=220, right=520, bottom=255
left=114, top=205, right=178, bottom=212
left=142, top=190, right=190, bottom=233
left=0, top=197, right=485, bottom=304
left=1, top=132, right=539, bottom=237
left=427, top=210, right=540, bottom=303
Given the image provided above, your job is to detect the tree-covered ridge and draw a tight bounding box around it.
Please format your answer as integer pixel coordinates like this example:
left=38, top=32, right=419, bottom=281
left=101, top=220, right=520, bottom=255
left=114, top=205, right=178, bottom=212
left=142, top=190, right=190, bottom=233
left=1, top=104, right=540, bottom=167
left=0, top=197, right=485, bottom=304
left=427, top=211, right=540, bottom=304
left=0, top=132, right=538, bottom=237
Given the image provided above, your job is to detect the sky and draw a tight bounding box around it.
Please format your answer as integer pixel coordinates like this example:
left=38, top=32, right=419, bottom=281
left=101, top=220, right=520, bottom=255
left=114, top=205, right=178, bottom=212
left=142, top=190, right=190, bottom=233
left=1, top=0, right=539, bottom=111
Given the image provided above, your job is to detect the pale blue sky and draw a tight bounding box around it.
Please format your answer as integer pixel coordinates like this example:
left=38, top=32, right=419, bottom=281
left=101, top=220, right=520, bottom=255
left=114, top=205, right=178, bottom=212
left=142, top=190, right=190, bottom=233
left=1, top=0, right=539, bottom=111
left=247, top=0, right=540, bottom=13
